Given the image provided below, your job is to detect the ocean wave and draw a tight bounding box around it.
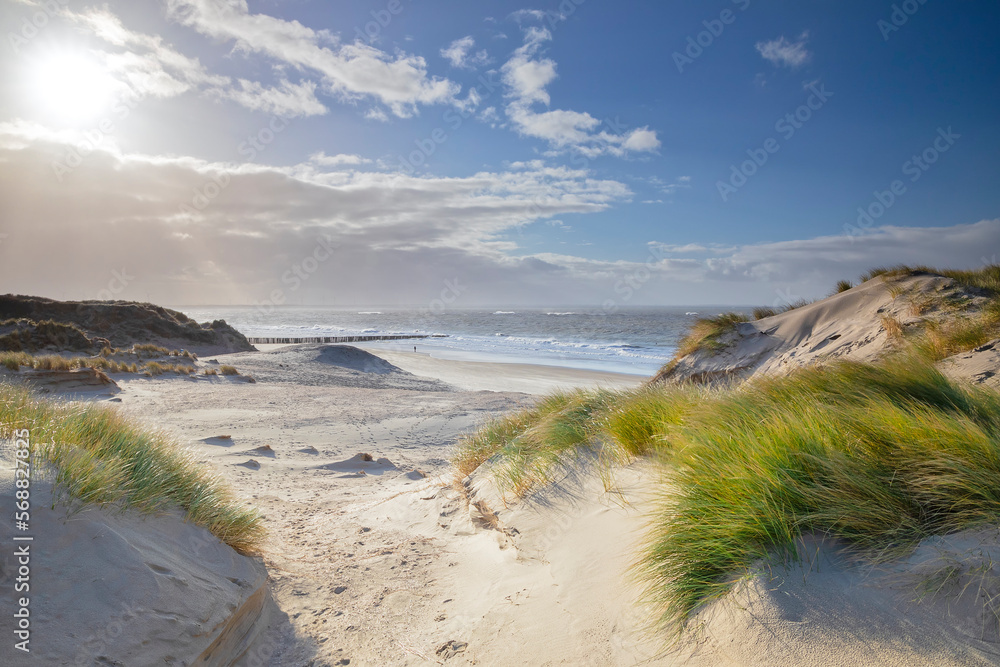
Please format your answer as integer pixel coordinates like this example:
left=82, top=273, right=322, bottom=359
left=546, top=312, right=577, bottom=316
left=357, top=311, right=382, bottom=315
left=493, top=311, right=516, bottom=315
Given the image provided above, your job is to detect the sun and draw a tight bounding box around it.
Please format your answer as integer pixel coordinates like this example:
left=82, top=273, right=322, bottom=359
left=28, top=51, right=120, bottom=125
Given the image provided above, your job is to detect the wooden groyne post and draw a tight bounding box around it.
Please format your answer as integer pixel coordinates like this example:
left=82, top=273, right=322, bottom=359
left=246, top=334, right=443, bottom=345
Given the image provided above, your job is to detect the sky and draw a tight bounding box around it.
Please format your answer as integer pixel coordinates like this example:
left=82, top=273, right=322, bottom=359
left=0, top=0, right=998, bottom=308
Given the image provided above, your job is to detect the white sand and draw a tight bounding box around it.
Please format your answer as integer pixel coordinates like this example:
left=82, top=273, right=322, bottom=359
left=0, top=458, right=269, bottom=666
left=663, top=273, right=991, bottom=384
left=12, top=341, right=1000, bottom=665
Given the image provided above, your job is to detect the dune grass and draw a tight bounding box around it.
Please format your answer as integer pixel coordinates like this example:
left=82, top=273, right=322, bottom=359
left=673, top=312, right=749, bottom=359
left=219, top=365, right=240, bottom=376
left=834, top=279, right=854, bottom=294
left=638, top=357, right=1000, bottom=630
left=454, top=355, right=1000, bottom=633
left=454, top=265, right=1000, bottom=635
left=0, top=349, right=206, bottom=377
left=751, top=307, right=778, bottom=320
left=658, top=264, right=1000, bottom=379
left=454, top=390, right=617, bottom=496
left=0, top=382, right=264, bottom=553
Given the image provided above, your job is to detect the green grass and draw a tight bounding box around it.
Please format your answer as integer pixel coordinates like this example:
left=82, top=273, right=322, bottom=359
left=453, top=264, right=1000, bottom=635
left=454, top=355, right=1000, bottom=634
left=0, top=382, right=264, bottom=553
left=673, top=312, right=749, bottom=359
left=454, top=390, right=616, bottom=496
left=751, top=307, right=778, bottom=320
left=659, top=265, right=1000, bottom=377
left=834, top=279, right=854, bottom=294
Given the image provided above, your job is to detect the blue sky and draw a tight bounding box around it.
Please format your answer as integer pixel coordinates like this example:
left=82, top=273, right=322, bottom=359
left=0, top=0, right=997, bottom=307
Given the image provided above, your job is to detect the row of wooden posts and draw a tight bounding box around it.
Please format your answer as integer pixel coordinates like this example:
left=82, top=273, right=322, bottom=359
left=246, top=334, right=438, bottom=344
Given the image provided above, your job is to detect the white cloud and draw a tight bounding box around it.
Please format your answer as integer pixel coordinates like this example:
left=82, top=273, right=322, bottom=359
left=756, top=32, right=811, bottom=69
left=0, top=121, right=635, bottom=304
left=166, top=0, right=461, bottom=117
left=4, top=124, right=991, bottom=307
left=622, top=128, right=660, bottom=152
left=500, top=27, right=660, bottom=158
left=212, top=78, right=327, bottom=117
left=440, top=36, right=492, bottom=69
left=647, top=175, right=692, bottom=195
left=309, top=152, right=371, bottom=166
left=478, top=106, right=501, bottom=126
left=67, top=7, right=327, bottom=117
left=509, top=9, right=548, bottom=24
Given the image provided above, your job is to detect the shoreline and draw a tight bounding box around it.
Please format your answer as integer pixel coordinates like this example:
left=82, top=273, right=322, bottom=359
left=249, top=343, right=647, bottom=394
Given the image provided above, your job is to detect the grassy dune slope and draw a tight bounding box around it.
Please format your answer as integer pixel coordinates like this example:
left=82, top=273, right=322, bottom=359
left=454, top=265, right=1000, bottom=634
left=0, top=383, right=263, bottom=553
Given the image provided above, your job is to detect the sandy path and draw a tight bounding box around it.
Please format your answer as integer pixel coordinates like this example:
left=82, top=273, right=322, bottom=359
left=111, top=345, right=644, bottom=665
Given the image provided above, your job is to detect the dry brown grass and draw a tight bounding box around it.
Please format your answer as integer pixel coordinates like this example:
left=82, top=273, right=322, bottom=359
left=881, top=314, right=904, bottom=340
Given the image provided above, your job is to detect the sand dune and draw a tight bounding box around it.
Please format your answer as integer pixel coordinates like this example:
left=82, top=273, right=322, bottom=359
left=659, top=273, right=991, bottom=384
left=11, top=334, right=1000, bottom=665
left=0, top=457, right=268, bottom=666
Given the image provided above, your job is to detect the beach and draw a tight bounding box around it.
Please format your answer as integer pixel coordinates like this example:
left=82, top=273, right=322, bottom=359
left=6, top=270, right=1000, bottom=665
left=111, top=343, right=649, bottom=665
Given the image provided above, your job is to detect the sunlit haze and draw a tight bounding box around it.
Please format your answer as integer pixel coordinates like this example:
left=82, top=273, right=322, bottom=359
left=0, top=1, right=998, bottom=307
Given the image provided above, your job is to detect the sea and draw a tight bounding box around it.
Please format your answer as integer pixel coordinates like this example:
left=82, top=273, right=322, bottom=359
left=175, top=306, right=748, bottom=377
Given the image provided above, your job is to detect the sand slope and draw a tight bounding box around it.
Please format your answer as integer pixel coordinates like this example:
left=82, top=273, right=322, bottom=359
left=942, top=338, right=1000, bottom=390
left=0, top=450, right=268, bottom=666
left=659, top=273, right=989, bottom=384
left=668, top=530, right=1000, bottom=666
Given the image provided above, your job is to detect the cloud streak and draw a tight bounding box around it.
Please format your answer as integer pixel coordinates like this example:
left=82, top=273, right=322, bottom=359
left=440, top=36, right=492, bottom=69
left=756, top=32, right=812, bottom=68
left=0, top=127, right=993, bottom=307
left=500, top=26, right=661, bottom=158
left=165, top=0, right=461, bottom=117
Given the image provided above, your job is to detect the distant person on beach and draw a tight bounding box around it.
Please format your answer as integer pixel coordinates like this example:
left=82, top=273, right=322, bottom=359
left=414, top=346, right=417, bottom=352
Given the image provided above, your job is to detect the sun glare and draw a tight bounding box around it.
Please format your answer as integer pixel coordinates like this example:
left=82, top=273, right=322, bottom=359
left=28, top=52, right=119, bottom=124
